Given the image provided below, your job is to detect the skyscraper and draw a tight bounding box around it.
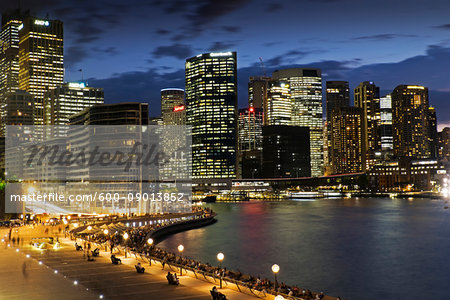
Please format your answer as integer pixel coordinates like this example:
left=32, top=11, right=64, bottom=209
left=392, top=85, right=435, bottom=159
left=330, top=107, right=364, bottom=174
left=185, top=52, right=237, bottom=179
left=4, top=89, right=33, bottom=126
left=44, top=82, right=104, bottom=125
left=266, top=79, right=291, bottom=126
left=326, top=81, right=350, bottom=122
left=18, top=16, right=64, bottom=126
left=248, top=76, right=270, bottom=110
left=161, top=88, right=184, bottom=116
left=238, top=107, right=263, bottom=178
left=438, top=127, right=450, bottom=159
left=354, top=81, right=380, bottom=169
left=380, top=94, right=393, bottom=158
left=0, top=9, right=30, bottom=135
left=272, top=68, right=323, bottom=176
left=262, top=125, right=311, bottom=178
left=325, top=81, right=350, bottom=172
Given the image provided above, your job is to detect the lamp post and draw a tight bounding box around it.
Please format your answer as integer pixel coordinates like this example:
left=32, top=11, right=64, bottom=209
left=178, top=244, right=184, bottom=276
left=103, top=229, right=109, bottom=251
left=272, top=264, right=280, bottom=292
left=147, top=238, right=153, bottom=265
left=217, top=252, right=224, bottom=288
left=123, top=232, right=129, bottom=258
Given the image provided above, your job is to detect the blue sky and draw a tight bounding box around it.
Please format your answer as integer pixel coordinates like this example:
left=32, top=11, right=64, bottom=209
left=3, top=0, right=450, bottom=128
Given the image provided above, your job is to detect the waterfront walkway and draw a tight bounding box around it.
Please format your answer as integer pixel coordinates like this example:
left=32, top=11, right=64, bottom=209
left=0, top=225, right=268, bottom=300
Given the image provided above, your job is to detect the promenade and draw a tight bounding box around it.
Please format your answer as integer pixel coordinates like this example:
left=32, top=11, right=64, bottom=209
left=0, top=225, right=267, bottom=300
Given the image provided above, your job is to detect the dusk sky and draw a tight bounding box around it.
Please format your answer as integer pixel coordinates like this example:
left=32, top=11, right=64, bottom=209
left=3, top=0, right=450, bottom=128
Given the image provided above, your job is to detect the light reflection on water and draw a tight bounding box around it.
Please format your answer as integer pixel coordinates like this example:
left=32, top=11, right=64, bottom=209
left=158, top=198, right=450, bottom=299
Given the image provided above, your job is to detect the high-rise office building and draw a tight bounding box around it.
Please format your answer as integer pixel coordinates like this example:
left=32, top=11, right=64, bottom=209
left=0, top=9, right=30, bottom=135
left=325, top=81, right=350, bottom=172
left=354, top=81, right=381, bottom=169
left=380, top=94, right=393, bottom=157
left=185, top=52, right=237, bottom=179
left=161, top=88, right=184, bottom=115
left=392, top=85, right=435, bottom=159
left=266, top=79, right=291, bottom=126
left=248, top=76, right=270, bottom=110
left=43, top=82, right=104, bottom=125
left=326, top=81, right=350, bottom=122
left=427, top=106, right=438, bottom=159
left=330, top=107, right=364, bottom=174
left=69, top=102, right=149, bottom=125
left=272, top=68, right=323, bottom=176
left=438, top=127, right=450, bottom=159
left=238, top=107, right=263, bottom=178
left=4, top=89, right=33, bottom=126
left=262, top=125, right=311, bottom=178
left=18, top=16, right=64, bottom=126
left=238, top=107, right=263, bottom=152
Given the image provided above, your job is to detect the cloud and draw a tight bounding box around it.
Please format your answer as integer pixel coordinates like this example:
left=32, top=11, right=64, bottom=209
left=208, top=41, right=237, bottom=51
left=155, top=29, right=171, bottom=35
left=222, top=26, right=241, bottom=33
left=92, top=47, right=118, bottom=56
left=264, top=50, right=311, bottom=67
left=65, top=46, right=89, bottom=67
left=151, top=43, right=193, bottom=60
left=89, top=68, right=185, bottom=116
left=433, top=24, right=450, bottom=30
left=352, top=33, right=418, bottom=41
left=265, top=3, right=283, bottom=12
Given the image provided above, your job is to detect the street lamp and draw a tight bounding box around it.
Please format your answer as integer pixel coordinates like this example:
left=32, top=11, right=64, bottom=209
left=217, top=252, right=224, bottom=288
left=123, top=232, right=129, bottom=258
left=147, top=238, right=154, bottom=265
left=272, top=264, right=280, bottom=292
left=178, top=244, right=184, bottom=276
left=274, top=296, right=285, bottom=300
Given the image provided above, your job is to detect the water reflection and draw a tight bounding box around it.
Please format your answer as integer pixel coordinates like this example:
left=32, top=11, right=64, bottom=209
left=158, top=198, right=450, bottom=299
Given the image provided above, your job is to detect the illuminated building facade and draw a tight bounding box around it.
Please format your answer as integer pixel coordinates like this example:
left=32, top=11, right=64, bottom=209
left=330, top=107, right=364, bottom=174
left=5, top=89, right=33, bottom=126
left=354, top=81, right=380, bottom=170
left=262, top=125, right=311, bottom=178
left=392, top=85, right=436, bottom=159
left=380, top=94, right=393, bottom=158
left=438, top=127, right=450, bottom=159
left=18, top=16, right=64, bottom=126
left=0, top=9, right=30, bottom=135
left=326, top=81, right=350, bottom=122
left=272, top=68, right=323, bottom=177
left=248, top=76, right=270, bottom=111
left=44, top=82, right=104, bottom=125
left=266, top=79, right=291, bottom=126
left=185, top=52, right=237, bottom=179
left=161, top=88, right=184, bottom=115
left=238, top=107, right=263, bottom=178
left=325, top=81, right=350, bottom=172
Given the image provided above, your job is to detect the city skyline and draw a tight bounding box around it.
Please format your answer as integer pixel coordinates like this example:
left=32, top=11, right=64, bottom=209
left=0, top=0, right=449, bottom=128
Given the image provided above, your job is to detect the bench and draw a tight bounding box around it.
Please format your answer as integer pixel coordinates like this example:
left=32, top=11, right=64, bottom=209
left=166, top=273, right=179, bottom=285
left=111, top=255, right=121, bottom=264
left=210, top=290, right=227, bottom=300
left=135, top=265, right=145, bottom=273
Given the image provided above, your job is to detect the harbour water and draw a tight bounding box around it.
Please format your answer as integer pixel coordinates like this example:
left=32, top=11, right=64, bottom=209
left=158, top=197, right=450, bottom=299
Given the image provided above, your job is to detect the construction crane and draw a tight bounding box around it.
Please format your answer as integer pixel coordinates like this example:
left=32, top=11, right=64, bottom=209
left=259, top=57, right=267, bottom=77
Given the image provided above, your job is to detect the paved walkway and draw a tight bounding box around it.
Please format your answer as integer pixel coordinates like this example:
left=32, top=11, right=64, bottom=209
left=1, top=225, right=269, bottom=300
